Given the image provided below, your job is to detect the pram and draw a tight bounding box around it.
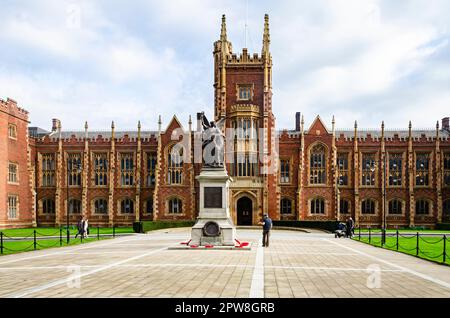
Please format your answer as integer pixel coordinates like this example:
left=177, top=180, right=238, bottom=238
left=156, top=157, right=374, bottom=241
left=334, top=223, right=347, bottom=238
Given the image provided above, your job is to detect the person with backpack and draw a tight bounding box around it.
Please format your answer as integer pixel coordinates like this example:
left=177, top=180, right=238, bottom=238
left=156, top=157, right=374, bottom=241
left=258, top=213, right=273, bottom=247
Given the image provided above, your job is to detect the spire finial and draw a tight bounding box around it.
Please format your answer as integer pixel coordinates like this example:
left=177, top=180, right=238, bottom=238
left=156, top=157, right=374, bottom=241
left=354, top=120, right=358, bottom=129
left=332, top=115, right=335, bottom=125
left=220, top=14, right=227, bottom=42
left=84, top=121, right=88, bottom=130
left=408, top=120, right=412, bottom=130
left=138, top=120, right=141, bottom=130
left=158, top=115, right=162, bottom=134
left=262, top=14, right=270, bottom=56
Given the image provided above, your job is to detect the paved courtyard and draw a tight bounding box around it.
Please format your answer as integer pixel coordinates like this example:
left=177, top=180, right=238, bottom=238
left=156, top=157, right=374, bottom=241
left=0, top=228, right=449, bottom=298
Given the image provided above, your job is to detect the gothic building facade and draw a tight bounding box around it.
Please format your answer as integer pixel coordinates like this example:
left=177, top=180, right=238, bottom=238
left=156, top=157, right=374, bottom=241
left=1, top=15, right=450, bottom=229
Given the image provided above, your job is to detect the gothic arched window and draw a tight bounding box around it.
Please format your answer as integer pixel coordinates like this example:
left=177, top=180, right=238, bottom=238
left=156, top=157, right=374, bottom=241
left=415, top=199, right=430, bottom=215
left=94, top=199, right=108, bottom=214
left=167, top=145, right=183, bottom=185
left=69, top=199, right=82, bottom=214
left=120, top=198, right=134, bottom=214
left=388, top=199, right=403, bottom=215
left=43, top=198, right=55, bottom=214
left=168, top=198, right=182, bottom=214
left=311, top=198, right=325, bottom=214
left=310, top=144, right=326, bottom=184
left=280, top=198, right=292, bottom=214
left=361, top=199, right=376, bottom=214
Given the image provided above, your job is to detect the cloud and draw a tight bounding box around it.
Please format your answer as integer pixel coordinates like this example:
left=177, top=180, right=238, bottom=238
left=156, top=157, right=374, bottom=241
left=0, top=0, right=449, bottom=132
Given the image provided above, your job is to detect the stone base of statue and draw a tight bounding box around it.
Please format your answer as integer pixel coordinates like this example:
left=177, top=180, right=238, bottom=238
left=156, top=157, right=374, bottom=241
left=189, top=166, right=236, bottom=246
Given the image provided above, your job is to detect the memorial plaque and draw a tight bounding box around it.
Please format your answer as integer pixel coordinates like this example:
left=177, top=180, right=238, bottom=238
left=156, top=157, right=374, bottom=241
left=204, top=187, right=222, bottom=208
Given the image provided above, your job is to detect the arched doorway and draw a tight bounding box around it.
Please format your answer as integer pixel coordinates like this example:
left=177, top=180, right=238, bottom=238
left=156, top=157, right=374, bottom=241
left=237, top=196, right=253, bottom=225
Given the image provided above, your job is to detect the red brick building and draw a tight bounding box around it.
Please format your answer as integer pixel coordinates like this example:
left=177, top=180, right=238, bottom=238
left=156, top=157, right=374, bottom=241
left=0, top=98, right=35, bottom=228
left=1, top=15, right=450, bottom=228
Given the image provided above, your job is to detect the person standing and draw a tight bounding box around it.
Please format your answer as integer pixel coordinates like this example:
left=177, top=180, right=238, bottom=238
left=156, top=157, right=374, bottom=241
left=258, top=214, right=273, bottom=247
left=346, top=217, right=354, bottom=238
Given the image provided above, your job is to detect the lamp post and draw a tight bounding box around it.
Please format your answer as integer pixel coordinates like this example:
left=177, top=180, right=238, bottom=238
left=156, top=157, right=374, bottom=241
left=66, top=156, right=82, bottom=243
left=367, top=155, right=388, bottom=245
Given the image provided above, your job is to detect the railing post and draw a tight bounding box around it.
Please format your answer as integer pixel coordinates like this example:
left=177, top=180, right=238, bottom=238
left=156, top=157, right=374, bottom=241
left=60, top=227, right=63, bottom=246
left=80, top=231, right=83, bottom=243
left=0, top=232, right=3, bottom=255
left=33, top=230, right=37, bottom=251
left=416, top=232, right=419, bottom=256
left=358, top=226, right=361, bottom=241
left=443, top=235, right=447, bottom=264
left=113, top=225, right=116, bottom=238
left=396, top=230, right=399, bottom=251
left=67, top=228, right=70, bottom=244
left=97, top=226, right=100, bottom=240
left=369, top=227, right=371, bottom=244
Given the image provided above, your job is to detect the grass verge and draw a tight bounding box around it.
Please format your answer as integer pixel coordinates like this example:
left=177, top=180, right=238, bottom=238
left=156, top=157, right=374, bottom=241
left=353, top=234, right=450, bottom=266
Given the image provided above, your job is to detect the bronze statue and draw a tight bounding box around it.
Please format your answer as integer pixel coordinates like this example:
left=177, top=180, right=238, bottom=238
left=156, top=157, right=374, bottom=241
left=198, top=112, right=225, bottom=168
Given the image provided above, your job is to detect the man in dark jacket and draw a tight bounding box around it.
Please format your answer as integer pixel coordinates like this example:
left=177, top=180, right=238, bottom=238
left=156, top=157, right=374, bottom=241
left=259, top=214, right=273, bottom=247
left=75, top=216, right=84, bottom=239
left=346, top=217, right=354, bottom=238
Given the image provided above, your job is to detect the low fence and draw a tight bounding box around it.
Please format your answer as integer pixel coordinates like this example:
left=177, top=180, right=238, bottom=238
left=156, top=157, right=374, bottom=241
left=0, top=226, right=122, bottom=255
left=354, top=228, right=449, bottom=265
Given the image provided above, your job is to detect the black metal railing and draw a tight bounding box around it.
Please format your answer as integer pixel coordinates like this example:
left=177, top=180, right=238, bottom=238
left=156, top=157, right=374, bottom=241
left=0, top=226, right=122, bottom=255
left=354, top=227, right=449, bottom=265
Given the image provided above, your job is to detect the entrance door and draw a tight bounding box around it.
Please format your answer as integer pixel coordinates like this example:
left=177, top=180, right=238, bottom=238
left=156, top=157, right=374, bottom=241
left=237, top=197, right=253, bottom=225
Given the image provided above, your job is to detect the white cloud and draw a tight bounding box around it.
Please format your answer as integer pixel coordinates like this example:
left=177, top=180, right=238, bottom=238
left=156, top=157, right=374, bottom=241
left=0, top=0, right=449, bottom=132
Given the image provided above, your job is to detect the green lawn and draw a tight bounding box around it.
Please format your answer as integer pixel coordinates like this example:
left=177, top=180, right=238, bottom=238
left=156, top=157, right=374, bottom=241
left=0, top=237, right=109, bottom=256
left=354, top=234, right=450, bottom=265
left=0, top=227, right=134, bottom=237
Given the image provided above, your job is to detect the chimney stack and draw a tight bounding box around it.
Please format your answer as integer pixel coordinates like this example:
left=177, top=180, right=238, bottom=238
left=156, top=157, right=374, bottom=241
left=442, top=117, right=449, bottom=131
left=295, top=112, right=301, bottom=131
left=52, top=118, right=61, bottom=132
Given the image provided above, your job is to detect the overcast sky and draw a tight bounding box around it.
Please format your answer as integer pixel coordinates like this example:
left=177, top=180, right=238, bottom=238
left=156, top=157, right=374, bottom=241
left=0, top=0, right=449, bottom=131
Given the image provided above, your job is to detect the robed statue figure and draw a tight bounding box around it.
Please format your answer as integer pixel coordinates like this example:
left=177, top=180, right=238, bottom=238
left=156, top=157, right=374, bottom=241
left=198, top=112, right=225, bottom=168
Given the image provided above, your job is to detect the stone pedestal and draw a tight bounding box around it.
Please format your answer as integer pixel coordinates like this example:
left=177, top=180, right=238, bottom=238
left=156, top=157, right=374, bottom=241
left=190, top=167, right=236, bottom=246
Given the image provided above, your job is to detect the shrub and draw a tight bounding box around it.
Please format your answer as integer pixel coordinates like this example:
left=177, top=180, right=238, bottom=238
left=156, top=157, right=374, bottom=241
left=273, top=220, right=339, bottom=232
left=436, top=223, right=450, bottom=231
left=133, top=221, right=196, bottom=233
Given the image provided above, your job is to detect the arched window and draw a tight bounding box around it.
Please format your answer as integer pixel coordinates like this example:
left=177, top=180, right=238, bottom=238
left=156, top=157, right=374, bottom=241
left=310, top=144, right=326, bottom=184
left=43, top=198, right=55, bottom=214
left=361, top=199, right=376, bottom=214
left=311, top=198, right=325, bottom=214
left=280, top=198, right=292, bottom=214
left=388, top=199, right=403, bottom=215
left=416, top=199, right=430, bottom=215
left=94, top=199, right=108, bottom=214
left=146, top=198, right=153, bottom=214
left=444, top=200, right=450, bottom=221
left=69, top=199, right=82, bottom=214
left=167, top=145, right=183, bottom=184
left=340, top=199, right=350, bottom=214
left=168, top=198, right=182, bottom=214
left=120, top=153, right=134, bottom=186
left=120, top=198, right=134, bottom=214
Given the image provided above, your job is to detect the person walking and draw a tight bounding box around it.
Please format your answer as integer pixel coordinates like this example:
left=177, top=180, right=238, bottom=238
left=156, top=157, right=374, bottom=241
left=258, top=213, right=273, bottom=247
left=75, top=216, right=84, bottom=239
left=346, top=217, right=354, bottom=238
left=83, top=217, right=89, bottom=239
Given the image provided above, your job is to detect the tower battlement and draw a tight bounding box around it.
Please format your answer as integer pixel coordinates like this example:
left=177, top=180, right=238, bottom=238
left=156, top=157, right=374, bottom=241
left=0, top=97, right=29, bottom=121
